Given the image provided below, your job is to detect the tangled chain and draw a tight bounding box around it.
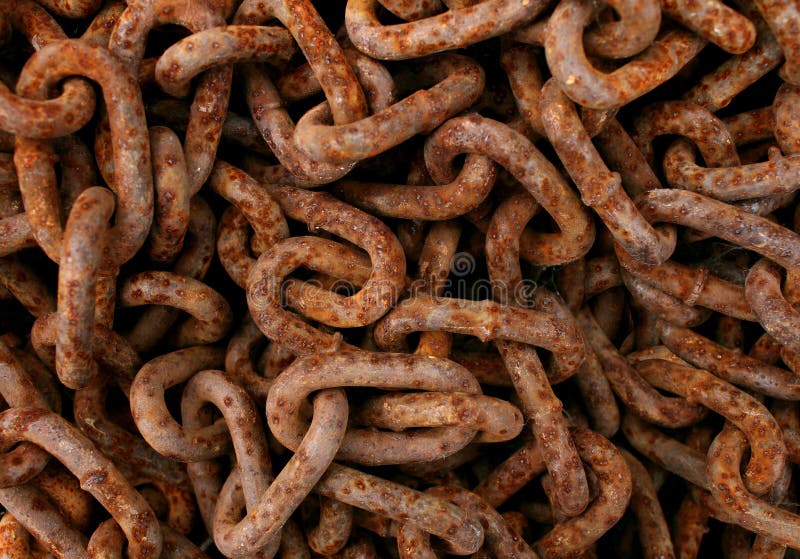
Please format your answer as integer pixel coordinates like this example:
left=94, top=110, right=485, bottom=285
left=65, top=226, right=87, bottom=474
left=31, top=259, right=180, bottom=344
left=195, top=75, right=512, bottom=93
left=0, top=0, right=799, bottom=557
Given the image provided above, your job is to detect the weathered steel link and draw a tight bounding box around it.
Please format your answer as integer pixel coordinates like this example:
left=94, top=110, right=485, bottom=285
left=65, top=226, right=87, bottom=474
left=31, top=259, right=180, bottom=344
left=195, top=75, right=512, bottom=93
left=155, top=26, right=296, bottom=100
left=332, top=146, right=496, bottom=221
left=657, top=320, right=800, bottom=400
left=633, top=100, right=740, bottom=168
left=473, top=438, right=545, bottom=508
left=0, top=255, right=55, bottom=317
left=0, top=0, right=96, bottom=139
left=0, top=482, right=90, bottom=558
left=145, top=99, right=270, bottom=156
left=0, top=79, right=95, bottom=140
left=178, top=369, right=278, bottom=558
left=622, top=269, right=713, bottom=327
left=118, top=271, right=232, bottom=347
left=663, top=138, right=800, bottom=201
left=248, top=181, right=406, bottom=355
left=753, top=0, right=800, bottom=85
left=108, top=0, right=231, bottom=191
left=315, top=464, right=485, bottom=554
left=126, top=196, right=217, bottom=353
left=545, top=0, right=706, bottom=109
left=30, top=312, right=140, bottom=390
left=0, top=339, right=54, bottom=488
left=352, top=391, right=524, bottom=443
left=268, top=351, right=513, bottom=465
left=638, top=189, right=800, bottom=269
left=375, top=294, right=587, bottom=380
left=541, top=80, right=676, bottom=265
left=305, top=496, right=353, bottom=556
left=205, top=387, right=348, bottom=558
left=684, top=2, right=784, bottom=112
left=87, top=520, right=211, bottom=559
left=345, top=0, right=549, bottom=60
left=54, top=187, right=114, bottom=390
left=534, top=427, right=632, bottom=559
left=776, top=82, right=800, bottom=155
left=582, top=0, right=662, bottom=60
left=578, top=307, right=706, bottom=427
left=620, top=449, right=674, bottom=559
left=615, top=246, right=756, bottom=321
left=705, top=424, right=800, bottom=550
left=412, top=220, right=460, bottom=357
left=634, top=358, right=787, bottom=496
left=422, top=113, right=595, bottom=264
left=233, top=0, right=385, bottom=186
left=398, top=484, right=537, bottom=558
left=15, top=40, right=153, bottom=267
left=594, top=118, right=663, bottom=198
left=130, top=346, right=229, bottom=462
left=660, top=0, right=756, bottom=54
left=293, top=54, right=484, bottom=165
left=746, top=258, right=800, bottom=353
left=485, top=188, right=590, bottom=518
left=235, top=0, right=369, bottom=124
left=146, top=126, right=191, bottom=264
left=74, top=374, right=189, bottom=488
left=224, top=315, right=283, bottom=401
left=0, top=408, right=162, bottom=559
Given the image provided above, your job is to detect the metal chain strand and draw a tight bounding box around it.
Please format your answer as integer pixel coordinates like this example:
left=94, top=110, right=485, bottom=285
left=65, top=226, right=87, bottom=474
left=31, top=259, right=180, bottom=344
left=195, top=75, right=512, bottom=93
left=15, top=40, right=153, bottom=267
left=1, top=0, right=800, bottom=556
left=0, top=408, right=163, bottom=559
left=54, top=187, right=114, bottom=390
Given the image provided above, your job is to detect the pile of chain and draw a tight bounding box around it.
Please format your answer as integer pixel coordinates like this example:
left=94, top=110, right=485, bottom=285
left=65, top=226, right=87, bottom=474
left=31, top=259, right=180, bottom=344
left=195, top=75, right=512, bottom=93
left=1, top=0, right=800, bottom=556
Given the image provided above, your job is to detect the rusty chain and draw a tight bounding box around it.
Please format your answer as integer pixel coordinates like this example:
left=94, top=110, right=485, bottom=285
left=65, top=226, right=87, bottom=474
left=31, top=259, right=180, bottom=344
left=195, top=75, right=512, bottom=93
left=0, top=0, right=800, bottom=557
